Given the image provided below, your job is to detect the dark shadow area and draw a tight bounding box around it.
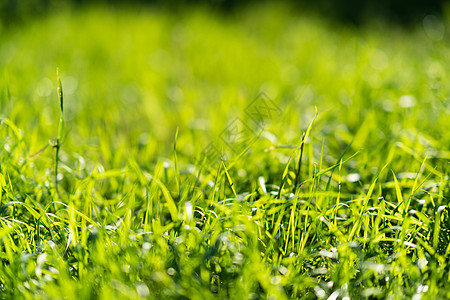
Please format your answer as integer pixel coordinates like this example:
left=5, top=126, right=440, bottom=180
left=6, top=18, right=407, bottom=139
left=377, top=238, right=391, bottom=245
left=0, top=0, right=446, bottom=27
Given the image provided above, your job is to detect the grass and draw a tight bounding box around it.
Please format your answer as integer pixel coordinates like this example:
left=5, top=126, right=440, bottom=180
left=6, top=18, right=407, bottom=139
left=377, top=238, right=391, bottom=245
left=0, top=3, right=450, bottom=299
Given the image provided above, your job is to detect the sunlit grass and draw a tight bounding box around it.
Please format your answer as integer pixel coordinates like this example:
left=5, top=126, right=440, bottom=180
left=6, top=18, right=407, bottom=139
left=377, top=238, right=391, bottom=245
left=0, top=3, right=449, bottom=299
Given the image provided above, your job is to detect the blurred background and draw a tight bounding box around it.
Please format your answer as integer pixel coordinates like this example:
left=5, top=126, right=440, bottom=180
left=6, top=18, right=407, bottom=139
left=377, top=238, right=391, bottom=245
left=0, top=0, right=446, bottom=26
left=0, top=0, right=449, bottom=185
left=1, top=2, right=450, bottom=298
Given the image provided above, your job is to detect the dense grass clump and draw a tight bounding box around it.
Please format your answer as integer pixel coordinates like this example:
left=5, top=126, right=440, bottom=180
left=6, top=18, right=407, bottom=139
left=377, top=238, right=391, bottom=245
left=0, top=4, right=449, bottom=299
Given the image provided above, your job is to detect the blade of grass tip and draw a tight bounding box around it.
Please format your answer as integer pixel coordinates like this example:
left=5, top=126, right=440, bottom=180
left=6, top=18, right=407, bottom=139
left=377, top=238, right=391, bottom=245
left=222, top=161, right=237, bottom=198
left=54, top=68, right=64, bottom=200
left=174, top=127, right=181, bottom=200
left=153, top=178, right=179, bottom=221
left=293, top=132, right=305, bottom=194
left=57, top=68, right=64, bottom=142
left=333, top=159, right=343, bottom=225
left=433, top=205, right=446, bottom=250
left=277, top=155, right=293, bottom=199
left=294, top=107, right=317, bottom=193
left=405, top=153, right=429, bottom=215
left=438, top=171, right=445, bottom=207
left=0, top=173, right=5, bottom=201
left=392, top=170, right=404, bottom=215
left=63, top=227, right=73, bottom=257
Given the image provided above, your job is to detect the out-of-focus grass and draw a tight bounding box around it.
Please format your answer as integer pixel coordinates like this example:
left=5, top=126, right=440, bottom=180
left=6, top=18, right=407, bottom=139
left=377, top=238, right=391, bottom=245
left=0, top=3, right=449, bottom=299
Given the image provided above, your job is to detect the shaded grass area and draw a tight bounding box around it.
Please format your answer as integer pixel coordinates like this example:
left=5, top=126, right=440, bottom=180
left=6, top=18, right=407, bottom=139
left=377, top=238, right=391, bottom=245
left=0, top=3, right=450, bottom=299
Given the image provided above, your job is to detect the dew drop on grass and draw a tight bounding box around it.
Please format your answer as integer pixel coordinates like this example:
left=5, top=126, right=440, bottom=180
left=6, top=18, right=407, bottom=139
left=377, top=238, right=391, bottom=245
left=233, top=224, right=246, bottom=231
left=271, top=276, right=281, bottom=285
left=399, top=95, right=416, bottom=108
left=319, top=249, right=336, bottom=259
left=142, top=242, right=151, bottom=251
left=167, top=268, right=176, bottom=276
left=347, top=173, right=361, bottom=182
left=278, top=265, right=288, bottom=275
left=365, top=262, right=385, bottom=274
left=328, top=291, right=340, bottom=300
left=252, top=207, right=257, bottom=216
left=361, top=287, right=382, bottom=297
left=233, top=253, right=244, bottom=265
left=314, top=286, right=326, bottom=298
left=348, top=241, right=359, bottom=248
left=412, top=294, right=421, bottom=300
left=185, top=201, right=193, bottom=220
left=174, top=236, right=185, bottom=245
left=312, top=268, right=328, bottom=275
left=35, top=253, right=47, bottom=277
left=122, top=265, right=130, bottom=273
left=417, top=258, right=428, bottom=270
left=135, top=282, right=150, bottom=298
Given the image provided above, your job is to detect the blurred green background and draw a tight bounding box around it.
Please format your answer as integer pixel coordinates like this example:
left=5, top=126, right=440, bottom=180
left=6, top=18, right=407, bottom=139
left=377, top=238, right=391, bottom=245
left=0, top=1, right=449, bottom=183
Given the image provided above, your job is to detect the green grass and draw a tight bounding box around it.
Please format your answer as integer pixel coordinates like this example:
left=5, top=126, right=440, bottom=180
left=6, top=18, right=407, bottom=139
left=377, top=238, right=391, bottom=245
left=0, top=3, right=450, bottom=299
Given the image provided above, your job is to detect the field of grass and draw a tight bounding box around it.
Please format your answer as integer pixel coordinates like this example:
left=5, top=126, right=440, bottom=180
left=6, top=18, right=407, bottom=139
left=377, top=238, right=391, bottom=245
left=0, top=3, right=449, bottom=299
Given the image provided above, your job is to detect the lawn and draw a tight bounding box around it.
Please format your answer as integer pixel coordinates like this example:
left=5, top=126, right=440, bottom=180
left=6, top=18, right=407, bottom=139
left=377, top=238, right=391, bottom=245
left=0, top=3, right=449, bottom=299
